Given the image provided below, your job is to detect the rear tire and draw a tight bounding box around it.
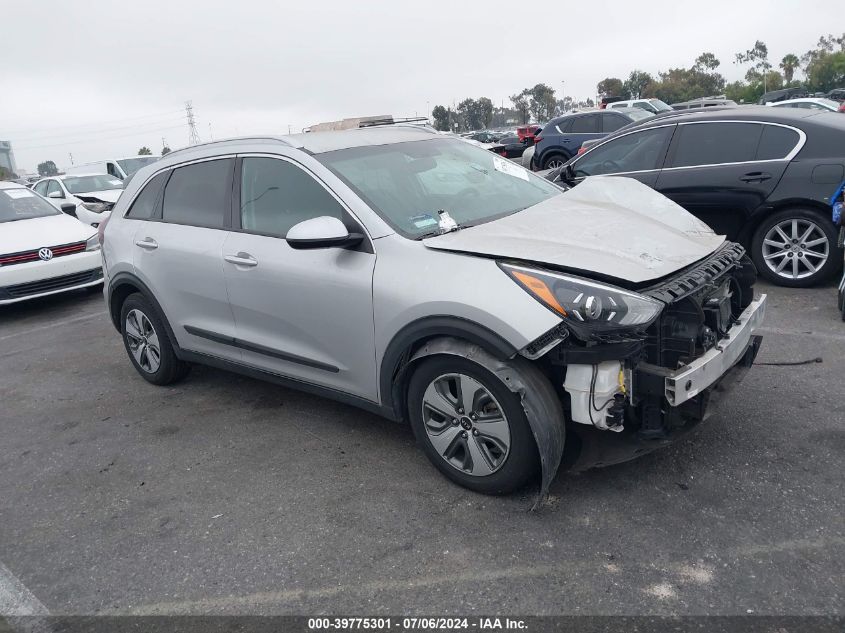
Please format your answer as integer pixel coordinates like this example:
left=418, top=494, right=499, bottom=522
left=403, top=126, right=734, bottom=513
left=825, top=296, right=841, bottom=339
left=407, top=355, right=539, bottom=495
left=541, top=153, right=569, bottom=170
left=120, top=293, right=190, bottom=385
left=751, top=208, right=840, bottom=287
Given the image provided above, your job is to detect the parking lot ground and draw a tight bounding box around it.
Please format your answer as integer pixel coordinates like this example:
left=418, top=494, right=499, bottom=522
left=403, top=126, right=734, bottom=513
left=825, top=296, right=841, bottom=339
left=0, top=281, right=843, bottom=616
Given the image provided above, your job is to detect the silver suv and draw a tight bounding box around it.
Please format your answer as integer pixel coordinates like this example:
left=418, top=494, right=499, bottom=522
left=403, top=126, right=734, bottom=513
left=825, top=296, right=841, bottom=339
left=102, top=126, right=767, bottom=496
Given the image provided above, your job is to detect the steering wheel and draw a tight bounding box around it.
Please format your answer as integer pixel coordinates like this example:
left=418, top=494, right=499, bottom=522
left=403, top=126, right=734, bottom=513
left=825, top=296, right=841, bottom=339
left=601, top=160, right=623, bottom=173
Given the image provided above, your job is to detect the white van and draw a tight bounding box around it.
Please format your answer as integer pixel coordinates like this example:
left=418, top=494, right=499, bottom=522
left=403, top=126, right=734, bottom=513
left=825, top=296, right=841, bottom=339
left=65, top=156, right=160, bottom=181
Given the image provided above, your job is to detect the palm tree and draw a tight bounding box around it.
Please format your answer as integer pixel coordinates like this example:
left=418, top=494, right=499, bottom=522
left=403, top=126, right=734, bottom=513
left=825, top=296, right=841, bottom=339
left=780, top=54, right=800, bottom=84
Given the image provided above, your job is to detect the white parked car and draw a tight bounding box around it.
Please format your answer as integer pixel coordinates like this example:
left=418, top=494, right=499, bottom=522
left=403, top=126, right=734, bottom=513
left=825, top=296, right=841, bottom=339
left=766, top=97, right=845, bottom=113
left=65, top=156, right=160, bottom=181
left=33, top=173, right=124, bottom=227
left=0, top=182, right=103, bottom=305
left=606, top=98, right=674, bottom=114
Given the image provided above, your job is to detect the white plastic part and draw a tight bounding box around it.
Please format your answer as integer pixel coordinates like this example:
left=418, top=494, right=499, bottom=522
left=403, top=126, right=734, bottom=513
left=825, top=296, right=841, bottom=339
left=563, top=362, right=624, bottom=432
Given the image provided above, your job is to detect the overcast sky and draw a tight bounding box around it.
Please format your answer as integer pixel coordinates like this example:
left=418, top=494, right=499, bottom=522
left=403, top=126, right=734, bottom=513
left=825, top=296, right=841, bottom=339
left=2, top=0, right=836, bottom=172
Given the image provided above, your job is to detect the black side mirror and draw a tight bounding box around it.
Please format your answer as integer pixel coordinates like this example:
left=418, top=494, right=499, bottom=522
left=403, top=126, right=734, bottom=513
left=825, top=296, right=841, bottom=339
left=60, top=203, right=77, bottom=217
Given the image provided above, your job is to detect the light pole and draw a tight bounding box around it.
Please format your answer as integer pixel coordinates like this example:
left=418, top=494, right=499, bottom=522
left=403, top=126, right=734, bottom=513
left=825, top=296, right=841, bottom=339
left=560, top=80, right=566, bottom=113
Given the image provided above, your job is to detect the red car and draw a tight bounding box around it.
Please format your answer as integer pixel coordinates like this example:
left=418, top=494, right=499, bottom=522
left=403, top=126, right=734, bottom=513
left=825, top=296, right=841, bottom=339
left=516, top=125, right=540, bottom=142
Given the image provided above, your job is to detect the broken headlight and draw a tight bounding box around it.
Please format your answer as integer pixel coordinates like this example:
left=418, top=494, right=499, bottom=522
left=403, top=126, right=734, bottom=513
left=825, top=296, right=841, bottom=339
left=500, top=262, right=663, bottom=338
left=80, top=201, right=111, bottom=213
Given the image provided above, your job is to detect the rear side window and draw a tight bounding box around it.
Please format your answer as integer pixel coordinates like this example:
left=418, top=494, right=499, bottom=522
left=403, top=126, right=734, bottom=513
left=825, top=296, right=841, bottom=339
left=239, top=157, right=345, bottom=237
left=670, top=122, right=762, bottom=167
left=553, top=118, right=572, bottom=134
left=162, top=159, right=233, bottom=229
left=602, top=113, right=628, bottom=133
left=756, top=125, right=801, bottom=160
left=126, top=171, right=169, bottom=219
left=571, top=115, right=600, bottom=133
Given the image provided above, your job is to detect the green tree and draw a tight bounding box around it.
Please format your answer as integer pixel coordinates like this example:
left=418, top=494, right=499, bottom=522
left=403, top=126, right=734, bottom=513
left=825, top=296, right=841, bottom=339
left=161, top=146, right=172, bottom=156
left=779, top=53, right=800, bottom=83
left=37, top=160, right=58, bottom=176
left=0, top=166, right=18, bottom=181
left=735, top=40, right=773, bottom=91
left=597, top=77, right=625, bottom=98
left=623, top=70, right=654, bottom=99
left=138, top=146, right=152, bottom=155
left=527, top=83, right=556, bottom=122
left=431, top=105, right=450, bottom=131
left=694, top=52, right=721, bottom=71
left=510, top=90, right=531, bottom=124
left=805, top=51, right=845, bottom=92
left=650, top=67, right=726, bottom=104
left=476, top=97, right=494, bottom=129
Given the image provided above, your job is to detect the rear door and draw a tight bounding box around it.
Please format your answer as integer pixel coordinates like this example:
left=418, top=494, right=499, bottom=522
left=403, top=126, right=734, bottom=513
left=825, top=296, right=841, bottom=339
left=654, top=121, right=797, bottom=239
left=132, top=157, right=240, bottom=361
left=221, top=154, right=377, bottom=400
left=567, top=113, right=602, bottom=153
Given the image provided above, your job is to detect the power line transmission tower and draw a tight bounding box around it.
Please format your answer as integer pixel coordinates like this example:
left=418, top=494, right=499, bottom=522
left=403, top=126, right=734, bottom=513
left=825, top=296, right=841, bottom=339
left=185, top=101, right=201, bottom=145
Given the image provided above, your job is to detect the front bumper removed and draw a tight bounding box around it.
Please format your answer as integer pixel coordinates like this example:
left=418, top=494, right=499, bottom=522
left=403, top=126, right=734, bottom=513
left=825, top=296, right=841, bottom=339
left=639, top=294, right=767, bottom=406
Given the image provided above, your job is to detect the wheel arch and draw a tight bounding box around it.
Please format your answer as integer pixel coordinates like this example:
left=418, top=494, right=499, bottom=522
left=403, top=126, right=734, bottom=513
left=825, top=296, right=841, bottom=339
left=739, top=199, right=835, bottom=247
left=379, top=316, right=518, bottom=422
left=107, top=272, right=181, bottom=354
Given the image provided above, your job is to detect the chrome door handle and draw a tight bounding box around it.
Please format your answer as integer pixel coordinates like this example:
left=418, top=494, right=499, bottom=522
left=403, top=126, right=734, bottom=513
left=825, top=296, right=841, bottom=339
left=134, top=238, right=158, bottom=250
left=224, top=253, right=258, bottom=267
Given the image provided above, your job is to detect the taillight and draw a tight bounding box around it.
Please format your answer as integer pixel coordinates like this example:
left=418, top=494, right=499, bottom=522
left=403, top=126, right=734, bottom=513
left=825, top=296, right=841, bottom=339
left=577, top=147, right=587, bottom=155
left=600, top=103, right=607, bottom=109
left=534, top=136, right=543, bottom=144
left=839, top=103, right=845, bottom=112
left=97, top=213, right=110, bottom=246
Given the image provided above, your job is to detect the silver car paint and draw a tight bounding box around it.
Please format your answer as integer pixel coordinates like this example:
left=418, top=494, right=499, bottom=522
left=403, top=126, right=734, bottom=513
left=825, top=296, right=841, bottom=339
left=423, top=176, right=726, bottom=284
left=106, top=131, right=722, bottom=408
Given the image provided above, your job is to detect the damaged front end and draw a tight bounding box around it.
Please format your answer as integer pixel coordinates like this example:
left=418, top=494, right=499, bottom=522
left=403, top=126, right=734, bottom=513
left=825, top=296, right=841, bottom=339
left=76, top=195, right=115, bottom=215
left=513, top=241, right=767, bottom=470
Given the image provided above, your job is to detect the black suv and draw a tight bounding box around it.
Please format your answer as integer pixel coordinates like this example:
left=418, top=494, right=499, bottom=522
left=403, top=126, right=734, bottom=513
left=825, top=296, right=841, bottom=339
left=552, top=107, right=845, bottom=287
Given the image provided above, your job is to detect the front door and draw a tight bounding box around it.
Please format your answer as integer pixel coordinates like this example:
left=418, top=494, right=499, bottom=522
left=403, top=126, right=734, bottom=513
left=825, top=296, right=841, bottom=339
left=222, top=155, right=377, bottom=401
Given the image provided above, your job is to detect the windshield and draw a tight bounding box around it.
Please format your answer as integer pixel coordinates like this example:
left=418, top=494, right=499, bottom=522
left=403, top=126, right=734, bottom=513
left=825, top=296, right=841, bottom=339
left=0, top=188, right=61, bottom=223
left=648, top=99, right=674, bottom=112
left=317, top=138, right=562, bottom=237
left=63, top=175, right=124, bottom=194
left=116, top=156, right=159, bottom=177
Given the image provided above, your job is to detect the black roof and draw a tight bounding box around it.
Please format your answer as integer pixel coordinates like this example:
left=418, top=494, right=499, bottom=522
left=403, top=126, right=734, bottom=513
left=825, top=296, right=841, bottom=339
left=619, top=105, right=844, bottom=132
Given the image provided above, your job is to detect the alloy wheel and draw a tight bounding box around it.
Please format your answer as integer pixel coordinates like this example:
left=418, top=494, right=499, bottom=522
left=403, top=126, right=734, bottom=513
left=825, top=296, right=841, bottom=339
left=420, top=373, right=511, bottom=477
left=124, top=309, right=161, bottom=373
left=545, top=158, right=566, bottom=170
left=761, top=218, right=829, bottom=280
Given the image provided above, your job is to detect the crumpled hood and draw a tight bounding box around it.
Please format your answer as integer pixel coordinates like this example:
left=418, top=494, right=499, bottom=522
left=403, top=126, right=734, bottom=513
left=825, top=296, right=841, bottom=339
left=423, top=176, right=726, bottom=284
left=75, top=189, right=122, bottom=203
left=0, top=214, right=95, bottom=253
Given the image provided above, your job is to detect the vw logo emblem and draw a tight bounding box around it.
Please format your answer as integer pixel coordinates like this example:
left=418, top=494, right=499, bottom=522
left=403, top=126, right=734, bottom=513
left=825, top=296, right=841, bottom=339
left=38, top=248, right=53, bottom=261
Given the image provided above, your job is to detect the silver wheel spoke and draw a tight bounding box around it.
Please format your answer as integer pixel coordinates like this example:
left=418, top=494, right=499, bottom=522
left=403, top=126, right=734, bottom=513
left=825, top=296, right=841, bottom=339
left=805, top=237, right=828, bottom=248
left=804, top=249, right=827, bottom=259
left=763, top=238, right=786, bottom=248
left=427, top=425, right=461, bottom=456
left=475, top=415, right=510, bottom=445
left=457, top=375, right=480, bottom=413
left=802, top=258, right=818, bottom=273
left=792, top=257, right=799, bottom=278
left=775, top=256, right=791, bottom=273
left=764, top=249, right=788, bottom=260
left=422, top=382, right=458, bottom=419
left=125, top=313, right=143, bottom=341
left=798, top=225, right=815, bottom=243
left=791, top=219, right=799, bottom=240
left=774, top=225, right=791, bottom=243
left=465, top=436, right=494, bottom=476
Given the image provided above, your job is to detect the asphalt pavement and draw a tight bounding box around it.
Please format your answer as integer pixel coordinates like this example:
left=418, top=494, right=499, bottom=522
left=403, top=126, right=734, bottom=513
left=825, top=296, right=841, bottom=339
left=0, top=280, right=842, bottom=616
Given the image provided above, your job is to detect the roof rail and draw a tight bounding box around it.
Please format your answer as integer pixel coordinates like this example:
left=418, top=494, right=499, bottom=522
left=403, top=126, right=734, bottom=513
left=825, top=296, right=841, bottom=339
left=163, top=136, right=292, bottom=158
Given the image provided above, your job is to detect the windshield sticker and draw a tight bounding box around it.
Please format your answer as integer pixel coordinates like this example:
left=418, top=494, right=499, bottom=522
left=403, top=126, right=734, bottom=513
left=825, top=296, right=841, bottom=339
left=410, top=214, right=438, bottom=229
left=4, top=189, right=35, bottom=199
left=493, top=156, right=529, bottom=182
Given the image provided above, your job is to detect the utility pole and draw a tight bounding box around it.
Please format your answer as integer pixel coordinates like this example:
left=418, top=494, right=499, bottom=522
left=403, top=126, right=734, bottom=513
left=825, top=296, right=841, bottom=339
left=68, top=152, right=74, bottom=165
left=561, top=80, right=566, bottom=113
left=185, top=100, right=201, bottom=146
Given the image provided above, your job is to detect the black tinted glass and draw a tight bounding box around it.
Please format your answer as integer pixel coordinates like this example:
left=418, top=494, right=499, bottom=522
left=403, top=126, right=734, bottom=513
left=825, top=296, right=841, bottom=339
left=671, top=123, right=762, bottom=167
left=570, top=115, right=600, bottom=133
left=240, top=157, right=345, bottom=237
left=756, top=125, right=800, bottom=160
left=162, top=159, right=232, bottom=229
left=127, top=171, right=169, bottom=219
left=573, top=126, right=673, bottom=177
left=602, top=114, right=628, bottom=133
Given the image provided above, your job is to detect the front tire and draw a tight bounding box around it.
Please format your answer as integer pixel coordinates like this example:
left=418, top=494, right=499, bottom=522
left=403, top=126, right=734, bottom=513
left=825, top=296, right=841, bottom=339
left=120, top=293, right=190, bottom=385
left=751, top=208, right=840, bottom=287
left=407, top=356, right=539, bottom=494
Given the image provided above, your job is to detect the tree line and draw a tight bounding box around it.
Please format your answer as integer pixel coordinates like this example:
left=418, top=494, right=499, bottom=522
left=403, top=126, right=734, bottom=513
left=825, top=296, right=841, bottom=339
left=431, top=32, right=845, bottom=133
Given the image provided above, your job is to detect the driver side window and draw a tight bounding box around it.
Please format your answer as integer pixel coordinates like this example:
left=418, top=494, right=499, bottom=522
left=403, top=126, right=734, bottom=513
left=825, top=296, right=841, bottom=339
left=573, top=126, right=674, bottom=177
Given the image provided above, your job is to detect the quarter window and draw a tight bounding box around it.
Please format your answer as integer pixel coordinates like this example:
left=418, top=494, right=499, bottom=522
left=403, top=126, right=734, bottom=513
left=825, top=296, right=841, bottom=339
left=670, top=122, right=762, bottom=168
left=126, top=171, right=169, bottom=220
left=45, top=180, right=63, bottom=198
left=573, top=126, right=673, bottom=177
left=570, top=115, right=600, bottom=133
left=161, top=158, right=233, bottom=229
left=33, top=181, right=48, bottom=195
left=239, top=157, right=345, bottom=237
left=601, top=114, right=628, bottom=133
left=756, top=125, right=800, bottom=160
